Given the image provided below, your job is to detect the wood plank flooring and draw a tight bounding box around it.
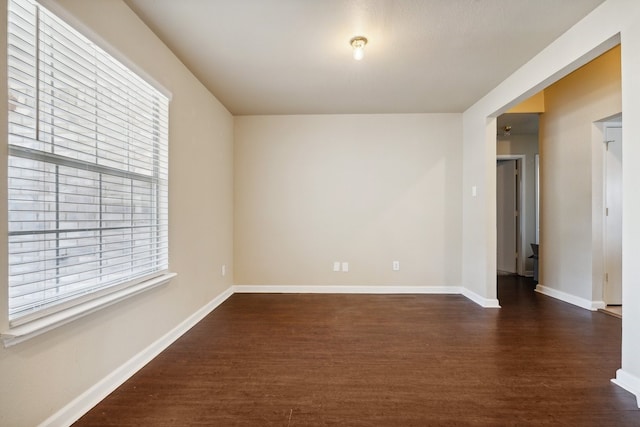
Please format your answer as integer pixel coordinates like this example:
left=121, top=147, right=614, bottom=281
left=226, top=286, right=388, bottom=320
left=74, top=276, right=640, bottom=426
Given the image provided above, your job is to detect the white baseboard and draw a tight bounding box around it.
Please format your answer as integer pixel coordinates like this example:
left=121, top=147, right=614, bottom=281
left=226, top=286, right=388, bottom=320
left=461, top=288, right=501, bottom=308
left=38, top=286, right=235, bottom=427
left=612, top=369, right=640, bottom=408
left=233, top=285, right=501, bottom=308
left=233, top=284, right=463, bottom=294
left=535, top=284, right=603, bottom=311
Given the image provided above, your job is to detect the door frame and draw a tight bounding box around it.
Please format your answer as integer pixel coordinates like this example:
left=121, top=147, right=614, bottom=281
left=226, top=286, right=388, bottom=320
left=497, top=154, right=527, bottom=276
left=602, top=120, right=623, bottom=305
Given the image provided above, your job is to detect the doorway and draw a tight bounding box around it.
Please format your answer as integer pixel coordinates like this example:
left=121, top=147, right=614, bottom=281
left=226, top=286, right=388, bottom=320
left=497, top=158, right=520, bottom=275
left=603, top=124, right=622, bottom=310
left=496, top=113, right=539, bottom=278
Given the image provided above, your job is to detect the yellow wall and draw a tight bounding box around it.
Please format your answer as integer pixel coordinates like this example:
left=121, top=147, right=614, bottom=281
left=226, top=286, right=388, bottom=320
left=0, top=1, right=234, bottom=426
left=539, top=45, right=621, bottom=299
left=507, top=91, right=545, bottom=113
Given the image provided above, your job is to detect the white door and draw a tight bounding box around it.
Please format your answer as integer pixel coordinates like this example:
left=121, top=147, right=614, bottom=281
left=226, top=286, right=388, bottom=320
left=604, top=126, right=622, bottom=305
left=497, top=160, right=518, bottom=274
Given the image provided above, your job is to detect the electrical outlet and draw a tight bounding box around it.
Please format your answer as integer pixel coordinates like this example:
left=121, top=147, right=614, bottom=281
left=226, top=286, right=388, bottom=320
left=333, top=261, right=341, bottom=272
left=393, top=261, right=400, bottom=271
left=221, top=264, right=226, bottom=277
left=341, top=262, right=349, bottom=272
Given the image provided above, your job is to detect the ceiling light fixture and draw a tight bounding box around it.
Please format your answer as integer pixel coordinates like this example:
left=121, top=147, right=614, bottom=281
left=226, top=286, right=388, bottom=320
left=350, top=36, right=368, bottom=60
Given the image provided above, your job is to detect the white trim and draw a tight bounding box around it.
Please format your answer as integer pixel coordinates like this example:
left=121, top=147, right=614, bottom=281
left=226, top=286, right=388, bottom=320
left=2, top=273, right=177, bottom=348
left=535, top=154, right=539, bottom=244
left=535, top=284, right=604, bottom=311
left=612, top=369, right=640, bottom=408
left=233, top=285, right=500, bottom=308
left=37, top=286, right=235, bottom=427
left=233, top=285, right=463, bottom=294
left=461, top=288, right=501, bottom=308
left=601, top=121, right=623, bottom=306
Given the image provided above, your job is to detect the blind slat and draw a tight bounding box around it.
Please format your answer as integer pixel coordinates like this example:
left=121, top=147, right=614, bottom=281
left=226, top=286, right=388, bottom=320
left=10, top=251, right=170, bottom=290
left=9, top=240, right=168, bottom=267
left=7, top=0, right=170, bottom=322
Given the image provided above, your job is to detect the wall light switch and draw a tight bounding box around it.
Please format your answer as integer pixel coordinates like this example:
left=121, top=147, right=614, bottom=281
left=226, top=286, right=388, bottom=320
left=393, top=261, right=400, bottom=271
left=333, top=261, right=341, bottom=272
left=472, top=186, right=477, bottom=197
left=341, top=262, right=349, bottom=272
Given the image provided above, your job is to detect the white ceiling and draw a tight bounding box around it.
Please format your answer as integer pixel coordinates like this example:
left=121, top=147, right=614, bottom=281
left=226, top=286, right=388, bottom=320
left=124, top=0, right=605, bottom=115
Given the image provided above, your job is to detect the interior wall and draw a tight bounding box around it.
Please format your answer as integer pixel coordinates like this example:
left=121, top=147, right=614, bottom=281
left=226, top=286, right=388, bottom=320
left=234, top=114, right=462, bottom=287
left=462, top=0, right=640, bottom=404
left=539, top=46, right=621, bottom=302
left=0, top=1, right=234, bottom=426
left=620, top=8, right=640, bottom=384
left=496, top=133, right=539, bottom=273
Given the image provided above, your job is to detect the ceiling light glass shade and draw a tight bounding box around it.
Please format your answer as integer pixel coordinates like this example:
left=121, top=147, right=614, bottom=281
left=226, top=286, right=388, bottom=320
left=350, top=36, right=367, bottom=60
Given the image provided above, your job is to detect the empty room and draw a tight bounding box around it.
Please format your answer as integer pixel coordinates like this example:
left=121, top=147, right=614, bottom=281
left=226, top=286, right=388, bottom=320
left=1, top=0, right=640, bottom=426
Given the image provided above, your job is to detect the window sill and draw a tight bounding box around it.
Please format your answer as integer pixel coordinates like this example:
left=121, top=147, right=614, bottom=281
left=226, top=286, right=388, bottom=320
left=1, top=272, right=177, bottom=348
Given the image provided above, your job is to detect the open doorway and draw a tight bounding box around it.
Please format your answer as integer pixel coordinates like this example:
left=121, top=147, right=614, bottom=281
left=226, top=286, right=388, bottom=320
left=496, top=114, right=539, bottom=278
left=494, top=45, right=621, bottom=313
left=496, top=158, right=520, bottom=275
left=601, top=119, right=623, bottom=317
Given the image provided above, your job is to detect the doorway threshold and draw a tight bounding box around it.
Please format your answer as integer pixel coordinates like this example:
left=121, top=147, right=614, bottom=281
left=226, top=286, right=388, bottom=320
left=598, top=306, right=622, bottom=319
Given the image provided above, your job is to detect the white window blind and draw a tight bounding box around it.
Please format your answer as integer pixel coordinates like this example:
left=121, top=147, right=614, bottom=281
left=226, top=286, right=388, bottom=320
left=7, top=0, right=169, bottom=324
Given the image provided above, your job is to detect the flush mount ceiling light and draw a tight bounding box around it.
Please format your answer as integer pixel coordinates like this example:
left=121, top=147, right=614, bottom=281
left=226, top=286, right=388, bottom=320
left=350, top=36, right=368, bottom=60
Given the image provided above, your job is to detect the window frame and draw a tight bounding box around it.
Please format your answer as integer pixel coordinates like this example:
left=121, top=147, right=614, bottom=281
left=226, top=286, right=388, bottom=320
left=3, top=0, right=174, bottom=346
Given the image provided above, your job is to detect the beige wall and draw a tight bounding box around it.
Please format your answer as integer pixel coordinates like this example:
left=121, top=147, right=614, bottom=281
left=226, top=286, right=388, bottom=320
left=539, top=46, right=621, bottom=301
left=234, top=114, right=462, bottom=287
left=0, top=1, right=234, bottom=426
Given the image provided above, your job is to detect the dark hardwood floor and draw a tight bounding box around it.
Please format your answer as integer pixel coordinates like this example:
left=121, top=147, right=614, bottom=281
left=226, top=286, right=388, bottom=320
left=74, top=276, right=639, bottom=426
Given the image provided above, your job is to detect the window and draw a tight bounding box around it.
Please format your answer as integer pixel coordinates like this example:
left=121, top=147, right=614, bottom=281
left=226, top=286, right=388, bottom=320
left=7, top=0, right=169, bottom=325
